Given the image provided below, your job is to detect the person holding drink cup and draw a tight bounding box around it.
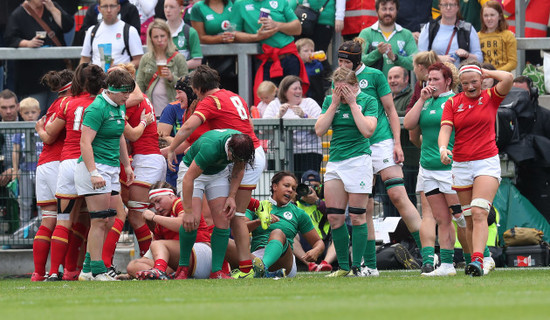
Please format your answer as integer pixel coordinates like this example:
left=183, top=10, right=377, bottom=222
left=137, top=19, right=188, bottom=116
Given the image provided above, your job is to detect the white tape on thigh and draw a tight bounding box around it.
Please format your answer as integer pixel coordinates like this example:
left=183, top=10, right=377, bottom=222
left=127, top=200, right=150, bottom=212
left=234, top=212, right=246, bottom=217
left=41, top=210, right=57, bottom=218
left=470, top=198, right=491, bottom=212
left=57, top=213, right=71, bottom=221
left=461, top=205, right=472, bottom=217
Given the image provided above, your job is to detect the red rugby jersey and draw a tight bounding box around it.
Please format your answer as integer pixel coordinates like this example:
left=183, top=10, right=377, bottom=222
left=56, top=93, right=95, bottom=161
left=38, top=96, right=67, bottom=166
left=125, top=94, right=161, bottom=155
left=153, top=198, right=211, bottom=243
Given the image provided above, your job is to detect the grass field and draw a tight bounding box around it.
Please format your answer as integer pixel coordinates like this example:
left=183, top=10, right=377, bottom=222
left=2, top=268, right=550, bottom=320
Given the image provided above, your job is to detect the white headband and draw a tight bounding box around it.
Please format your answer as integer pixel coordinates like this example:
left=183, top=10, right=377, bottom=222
left=459, top=65, right=482, bottom=76
left=148, top=188, right=175, bottom=200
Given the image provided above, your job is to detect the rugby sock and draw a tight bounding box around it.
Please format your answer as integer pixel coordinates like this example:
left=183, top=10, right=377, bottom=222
left=65, top=222, right=88, bottom=272
left=351, top=224, right=368, bottom=268
left=82, top=252, right=91, bottom=273
left=332, top=225, right=350, bottom=271
left=472, top=251, right=484, bottom=269
left=440, top=249, right=454, bottom=265
left=464, top=253, right=471, bottom=265
left=178, top=226, right=197, bottom=266
left=32, top=225, right=53, bottom=276
left=210, top=227, right=230, bottom=272
left=411, top=231, right=422, bottom=250
left=363, top=240, right=377, bottom=269
left=154, top=259, right=168, bottom=272
left=239, top=259, right=252, bottom=273
left=48, top=225, right=70, bottom=275
left=102, top=218, right=124, bottom=268
left=91, top=260, right=108, bottom=276
left=421, top=246, right=435, bottom=266
left=263, top=239, right=284, bottom=269
left=134, top=224, right=152, bottom=256
left=483, top=246, right=491, bottom=257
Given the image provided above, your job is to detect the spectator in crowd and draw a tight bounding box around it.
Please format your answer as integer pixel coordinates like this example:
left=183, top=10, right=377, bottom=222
left=439, top=62, right=513, bottom=276
left=190, top=0, right=238, bottom=92
left=75, top=0, right=141, bottom=46
left=293, top=170, right=336, bottom=272
left=296, top=38, right=326, bottom=107
left=388, top=66, right=412, bottom=116
left=231, top=0, right=308, bottom=105
left=418, top=0, right=483, bottom=68
left=481, top=62, right=497, bottom=90
left=31, top=69, right=73, bottom=282
left=431, top=0, right=484, bottom=32
left=396, top=0, right=432, bottom=42
left=165, top=0, right=203, bottom=70
left=80, top=0, right=144, bottom=70
left=129, top=0, right=158, bottom=43
left=404, top=62, right=466, bottom=276
left=4, top=0, right=74, bottom=115
left=126, top=182, right=214, bottom=280
left=158, top=76, right=198, bottom=188
left=0, top=0, right=22, bottom=92
left=75, top=68, right=135, bottom=281
left=478, top=1, right=517, bottom=72
left=263, top=75, right=323, bottom=178
left=359, top=0, right=418, bottom=76
left=406, top=51, right=440, bottom=113
left=174, top=130, right=255, bottom=279
left=255, top=81, right=278, bottom=118
left=248, top=171, right=324, bottom=278
left=136, top=19, right=188, bottom=116
left=338, top=39, right=424, bottom=277
left=315, top=67, right=379, bottom=277
left=11, top=97, right=42, bottom=230
left=342, top=0, right=377, bottom=41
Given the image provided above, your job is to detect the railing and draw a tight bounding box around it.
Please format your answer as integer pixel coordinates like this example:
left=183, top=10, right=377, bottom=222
left=0, top=43, right=261, bottom=105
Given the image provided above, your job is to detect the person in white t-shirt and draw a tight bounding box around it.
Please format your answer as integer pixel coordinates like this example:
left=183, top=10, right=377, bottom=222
left=80, top=0, right=144, bottom=69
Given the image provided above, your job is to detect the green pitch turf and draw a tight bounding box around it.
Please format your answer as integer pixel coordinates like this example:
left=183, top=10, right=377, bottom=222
left=2, top=269, right=550, bottom=320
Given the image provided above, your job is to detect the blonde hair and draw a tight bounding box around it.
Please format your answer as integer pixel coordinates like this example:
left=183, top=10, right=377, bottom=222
left=413, top=51, right=440, bottom=69
left=114, top=63, right=136, bottom=77
left=295, top=38, right=314, bottom=52
left=443, top=62, right=459, bottom=92
left=19, top=97, right=40, bottom=113
left=257, top=81, right=277, bottom=97
left=331, top=67, right=358, bottom=86
left=146, top=19, right=177, bottom=56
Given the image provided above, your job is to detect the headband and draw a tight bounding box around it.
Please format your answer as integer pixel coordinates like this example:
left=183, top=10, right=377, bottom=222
left=459, top=65, right=482, bottom=76
left=108, top=84, right=134, bottom=93
left=338, top=50, right=362, bottom=70
left=148, top=188, right=175, bottom=200
left=58, top=82, right=72, bottom=93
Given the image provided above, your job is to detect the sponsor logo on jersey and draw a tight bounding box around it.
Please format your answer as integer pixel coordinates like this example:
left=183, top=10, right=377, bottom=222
left=245, top=4, right=254, bottom=10
left=457, top=104, right=465, bottom=112
left=206, top=14, right=214, bottom=21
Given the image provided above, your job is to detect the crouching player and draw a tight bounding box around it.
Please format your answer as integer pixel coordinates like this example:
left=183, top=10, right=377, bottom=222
left=126, top=182, right=214, bottom=279
left=248, top=172, right=325, bottom=278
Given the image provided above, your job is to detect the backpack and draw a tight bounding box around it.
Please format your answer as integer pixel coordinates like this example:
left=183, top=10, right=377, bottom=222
left=495, top=88, right=528, bottom=152
left=89, top=22, right=132, bottom=58
left=427, top=17, right=471, bottom=54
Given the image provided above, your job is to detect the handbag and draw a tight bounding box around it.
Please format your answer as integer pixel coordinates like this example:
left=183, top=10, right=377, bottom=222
left=503, top=227, right=544, bottom=247
left=295, top=0, right=330, bottom=38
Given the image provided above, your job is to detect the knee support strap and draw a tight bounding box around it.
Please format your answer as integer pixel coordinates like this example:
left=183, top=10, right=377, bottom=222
left=348, top=206, right=366, bottom=214
left=471, top=198, right=492, bottom=213
left=89, top=209, right=117, bottom=219
left=461, top=205, right=472, bottom=217
left=425, top=188, right=441, bottom=197
left=449, top=204, right=462, bottom=215
left=41, top=210, right=57, bottom=219
left=384, top=177, right=404, bottom=191
left=127, top=200, right=149, bottom=212
left=326, top=207, right=346, bottom=215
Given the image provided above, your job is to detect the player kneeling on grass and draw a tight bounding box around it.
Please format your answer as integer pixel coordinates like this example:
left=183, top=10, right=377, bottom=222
left=248, top=172, right=325, bottom=278
left=125, top=182, right=214, bottom=280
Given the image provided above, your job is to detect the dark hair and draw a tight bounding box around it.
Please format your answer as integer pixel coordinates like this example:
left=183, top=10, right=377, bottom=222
left=175, top=75, right=197, bottom=107
left=98, top=0, right=120, bottom=6
left=278, top=75, right=302, bottom=104
left=227, top=133, right=255, bottom=167
left=84, top=64, right=107, bottom=95
left=0, top=89, right=19, bottom=104
left=41, top=69, right=74, bottom=93
left=428, top=62, right=454, bottom=88
left=480, top=0, right=508, bottom=33
left=270, top=171, right=298, bottom=195
left=106, top=68, right=135, bottom=92
left=150, top=181, right=176, bottom=194
left=513, top=75, right=531, bottom=86
left=440, top=0, right=463, bottom=20
left=375, top=0, right=399, bottom=12
left=191, top=65, right=220, bottom=94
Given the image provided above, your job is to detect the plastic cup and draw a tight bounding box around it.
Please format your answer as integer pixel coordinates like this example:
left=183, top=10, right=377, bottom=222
left=36, top=31, right=47, bottom=39
left=157, top=60, right=167, bottom=74
left=259, top=8, right=271, bottom=19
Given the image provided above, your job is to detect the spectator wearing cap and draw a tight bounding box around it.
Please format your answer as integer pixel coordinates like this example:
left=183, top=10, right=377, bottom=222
left=293, top=170, right=336, bottom=272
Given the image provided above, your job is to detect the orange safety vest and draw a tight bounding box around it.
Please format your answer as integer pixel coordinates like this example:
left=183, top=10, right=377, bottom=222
left=342, top=0, right=377, bottom=36
left=503, top=0, right=549, bottom=37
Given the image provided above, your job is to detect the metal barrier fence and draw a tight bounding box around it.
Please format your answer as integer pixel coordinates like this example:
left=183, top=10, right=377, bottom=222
left=0, top=119, right=424, bottom=246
